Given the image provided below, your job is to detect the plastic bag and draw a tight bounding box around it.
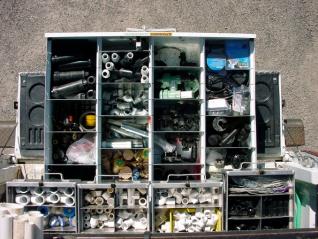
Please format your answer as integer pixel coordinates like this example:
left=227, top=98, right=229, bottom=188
left=66, top=135, right=95, bottom=164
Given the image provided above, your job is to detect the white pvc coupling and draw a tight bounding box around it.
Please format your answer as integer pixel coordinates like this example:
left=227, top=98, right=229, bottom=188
left=111, top=53, right=120, bottom=63
left=30, top=195, right=45, bottom=206
left=15, top=194, right=30, bottom=205
left=30, top=187, right=44, bottom=196
left=105, top=62, right=115, bottom=71
left=102, top=69, right=110, bottom=79
left=141, top=75, right=149, bottom=83
left=61, top=187, right=75, bottom=197
left=84, top=193, right=95, bottom=204
left=61, top=196, right=75, bottom=206
left=94, top=196, right=104, bottom=206
left=138, top=198, right=147, bottom=207
left=46, top=193, right=61, bottom=204
left=83, top=213, right=91, bottom=221
left=141, top=65, right=149, bottom=76
left=102, top=53, right=110, bottom=63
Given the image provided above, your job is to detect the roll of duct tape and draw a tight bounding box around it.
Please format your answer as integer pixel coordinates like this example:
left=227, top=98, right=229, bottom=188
left=15, top=194, right=30, bottom=206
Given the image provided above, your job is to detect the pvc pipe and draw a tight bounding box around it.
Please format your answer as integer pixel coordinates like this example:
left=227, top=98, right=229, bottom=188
left=141, top=65, right=149, bottom=76
left=105, top=62, right=115, bottom=71
left=111, top=53, right=120, bottom=63
left=15, top=194, right=30, bottom=206
left=83, top=220, right=90, bottom=229
left=166, top=198, right=176, bottom=206
left=101, top=53, right=110, bottom=63
left=61, top=188, right=75, bottom=197
left=31, top=195, right=45, bottom=206
left=46, top=193, right=60, bottom=204
left=0, top=215, right=13, bottom=239
left=15, top=187, right=29, bottom=194
left=60, top=196, right=75, bottom=206
left=30, top=188, right=44, bottom=196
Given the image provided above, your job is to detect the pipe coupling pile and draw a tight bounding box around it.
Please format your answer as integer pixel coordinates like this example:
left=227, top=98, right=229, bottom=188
left=14, top=187, right=75, bottom=207
left=155, top=187, right=221, bottom=206
left=101, top=51, right=149, bottom=84
left=82, top=189, right=115, bottom=230
left=118, top=188, right=148, bottom=207
left=116, top=209, right=148, bottom=231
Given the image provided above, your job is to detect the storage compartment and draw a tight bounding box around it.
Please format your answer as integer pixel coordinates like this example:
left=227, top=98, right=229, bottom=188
left=7, top=180, right=77, bottom=233
left=153, top=182, right=223, bottom=233
left=228, top=219, right=260, bottom=231
left=101, top=149, right=149, bottom=181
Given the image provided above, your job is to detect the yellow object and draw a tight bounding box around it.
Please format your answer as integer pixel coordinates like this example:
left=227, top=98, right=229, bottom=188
left=85, top=114, right=96, bottom=127
left=215, top=208, right=222, bottom=232
left=113, top=159, right=125, bottom=174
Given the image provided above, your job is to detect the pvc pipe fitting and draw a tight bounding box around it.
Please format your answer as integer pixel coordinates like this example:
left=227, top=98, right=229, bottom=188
left=31, top=195, right=45, bottom=205
left=204, top=209, right=212, bottom=218
left=111, top=53, right=120, bottom=63
left=90, top=209, right=96, bottom=214
left=61, top=188, right=75, bottom=197
left=102, top=69, right=110, bottom=79
left=61, top=196, right=75, bottom=206
left=125, top=52, right=134, bottom=60
left=166, top=197, right=176, bottom=206
left=121, top=218, right=134, bottom=230
left=30, top=187, right=44, bottom=196
left=47, top=187, right=58, bottom=194
left=138, top=198, right=147, bottom=207
left=158, top=196, right=167, bottom=206
left=133, top=221, right=147, bottom=230
left=15, top=187, right=29, bottom=194
left=94, top=197, right=104, bottom=206
left=181, top=188, right=191, bottom=196
left=107, top=188, right=114, bottom=194
left=181, top=197, right=189, bottom=205
left=107, top=198, right=115, bottom=207
left=90, top=190, right=102, bottom=197
left=105, top=62, right=115, bottom=71
left=96, top=208, right=104, bottom=214
left=90, top=217, right=99, bottom=229
left=168, top=188, right=176, bottom=197
left=15, top=194, right=30, bottom=205
left=102, top=53, right=110, bottom=63
left=83, top=220, right=90, bottom=229
left=102, top=192, right=110, bottom=200
left=83, top=214, right=91, bottom=221
left=118, top=210, right=130, bottom=220
left=104, top=208, right=112, bottom=213
left=46, top=193, right=61, bottom=204
left=141, top=75, right=149, bottom=83
left=104, top=221, right=115, bottom=228
left=141, top=65, right=149, bottom=76
left=98, top=214, right=108, bottom=221
left=83, top=208, right=90, bottom=214
left=107, top=213, right=114, bottom=220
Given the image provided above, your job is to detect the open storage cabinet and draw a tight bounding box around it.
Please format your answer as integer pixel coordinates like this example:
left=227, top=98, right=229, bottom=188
left=41, top=31, right=257, bottom=234
left=225, top=169, right=294, bottom=231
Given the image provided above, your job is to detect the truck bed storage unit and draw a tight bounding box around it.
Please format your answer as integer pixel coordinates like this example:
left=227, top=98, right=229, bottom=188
left=7, top=31, right=256, bottom=234
left=225, top=169, right=294, bottom=231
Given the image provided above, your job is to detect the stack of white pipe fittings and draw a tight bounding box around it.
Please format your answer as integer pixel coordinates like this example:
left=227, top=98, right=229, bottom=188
left=83, top=189, right=115, bottom=230
left=155, top=187, right=221, bottom=206
left=172, top=209, right=219, bottom=232
left=14, top=187, right=75, bottom=207
left=116, top=209, right=148, bottom=231
left=0, top=203, right=43, bottom=239
left=118, top=188, right=147, bottom=207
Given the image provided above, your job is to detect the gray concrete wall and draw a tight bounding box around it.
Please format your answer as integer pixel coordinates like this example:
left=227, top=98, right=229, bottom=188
left=0, top=0, right=317, bottom=148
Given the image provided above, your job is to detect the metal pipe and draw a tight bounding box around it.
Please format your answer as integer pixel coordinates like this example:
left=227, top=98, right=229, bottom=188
left=51, top=79, right=87, bottom=98
left=53, top=70, right=88, bottom=84
left=109, top=125, right=142, bottom=139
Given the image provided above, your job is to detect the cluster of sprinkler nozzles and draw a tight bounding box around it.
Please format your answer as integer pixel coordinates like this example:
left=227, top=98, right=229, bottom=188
left=101, top=52, right=149, bottom=83
left=159, top=209, right=220, bottom=233
left=155, top=187, right=221, bottom=206
left=15, top=187, right=75, bottom=207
